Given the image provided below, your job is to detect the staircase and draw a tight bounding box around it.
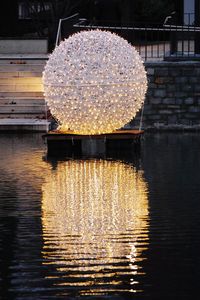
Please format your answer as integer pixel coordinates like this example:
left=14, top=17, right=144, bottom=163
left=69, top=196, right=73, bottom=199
left=0, top=55, right=49, bottom=131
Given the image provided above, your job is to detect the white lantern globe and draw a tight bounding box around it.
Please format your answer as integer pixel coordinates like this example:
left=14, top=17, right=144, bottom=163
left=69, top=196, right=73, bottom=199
left=43, top=30, right=147, bottom=135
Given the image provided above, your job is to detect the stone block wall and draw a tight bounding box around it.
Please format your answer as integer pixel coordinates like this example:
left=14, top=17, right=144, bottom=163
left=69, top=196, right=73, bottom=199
left=130, top=61, right=200, bottom=131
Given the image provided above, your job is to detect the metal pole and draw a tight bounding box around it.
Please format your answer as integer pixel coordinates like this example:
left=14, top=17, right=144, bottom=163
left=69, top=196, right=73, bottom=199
left=55, top=13, right=79, bottom=47
left=139, top=102, right=145, bottom=131
left=55, top=19, right=62, bottom=47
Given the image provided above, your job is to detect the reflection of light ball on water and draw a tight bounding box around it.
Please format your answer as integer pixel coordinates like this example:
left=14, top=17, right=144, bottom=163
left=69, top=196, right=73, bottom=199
left=42, top=160, right=149, bottom=277
left=43, top=30, right=147, bottom=135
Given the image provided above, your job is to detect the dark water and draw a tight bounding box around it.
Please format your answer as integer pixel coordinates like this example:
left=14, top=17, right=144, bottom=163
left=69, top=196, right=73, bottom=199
left=0, top=133, right=200, bottom=300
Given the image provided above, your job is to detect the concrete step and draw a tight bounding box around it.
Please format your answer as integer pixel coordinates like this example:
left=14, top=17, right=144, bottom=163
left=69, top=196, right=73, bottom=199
left=0, top=80, right=43, bottom=92
left=0, top=71, right=42, bottom=78
left=0, top=40, right=48, bottom=54
left=0, top=54, right=48, bottom=131
left=0, top=91, right=43, bottom=97
left=0, top=84, right=43, bottom=92
left=0, top=105, right=46, bottom=114
left=0, top=55, right=47, bottom=126
left=0, top=118, right=49, bottom=132
left=0, top=113, right=46, bottom=118
left=0, top=53, right=48, bottom=59
left=0, top=77, right=42, bottom=84
left=0, top=59, right=47, bottom=65
left=0, top=64, right=45, bottom=72
left=0, top=97, right=45, bottom=105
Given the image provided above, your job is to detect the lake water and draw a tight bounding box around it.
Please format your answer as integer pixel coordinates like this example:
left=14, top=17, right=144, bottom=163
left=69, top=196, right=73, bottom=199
left=0, top=133, right=199, bottom=299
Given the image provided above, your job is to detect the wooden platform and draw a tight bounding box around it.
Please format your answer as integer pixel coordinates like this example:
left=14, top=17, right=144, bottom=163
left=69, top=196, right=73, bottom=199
left=44, top=129, right=144, bottom=157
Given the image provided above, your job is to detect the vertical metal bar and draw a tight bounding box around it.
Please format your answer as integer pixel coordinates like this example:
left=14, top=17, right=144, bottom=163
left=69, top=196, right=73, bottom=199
left=151, top=28, right=153, bottom=59
left=139, top=102, right=145, bottom=131
left=181, top=24, right=184, bottom=56
left=163, top=27, right=166, bottom=60
left=138, top=34, right=141, bottom=58
left=56, top=19, right=62, bottom=47
left=194, top=24, right=196, bottom=56
left=157, top=25, right=159, bottom=59
left=144, top=28, right=147, bottom=61
left=176, top=24, right=178, bottom=58
left=132, top=26, right=134, bottom=47
left=188, top=24, right=190, bottom=57
left=45, top=101, right=49, bottom=133
left=138, top=27, right=142, bottom=58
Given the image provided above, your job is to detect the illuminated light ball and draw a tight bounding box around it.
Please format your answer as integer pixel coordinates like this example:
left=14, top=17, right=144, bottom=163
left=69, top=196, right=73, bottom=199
left=43, top=30, right=147, bottom=135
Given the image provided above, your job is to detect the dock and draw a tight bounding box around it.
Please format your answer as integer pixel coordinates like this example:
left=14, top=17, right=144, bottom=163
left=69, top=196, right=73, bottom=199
left=44, top=129, right=144, bottom=157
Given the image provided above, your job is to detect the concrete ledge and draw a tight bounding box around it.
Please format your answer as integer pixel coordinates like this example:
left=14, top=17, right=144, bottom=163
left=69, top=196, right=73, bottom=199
left=145, top=60, right=200, bottom=68
left=0, top=53, right=48, bottom=60
left=0, top=118, right=49, bottom=132
left=0, top=39, right=48, bottom=54
left=145, top=124, right=200, bottom=132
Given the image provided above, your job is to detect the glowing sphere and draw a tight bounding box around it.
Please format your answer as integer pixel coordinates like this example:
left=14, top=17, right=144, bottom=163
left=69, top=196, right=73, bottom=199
left=43, top=30, right=147, bottom=135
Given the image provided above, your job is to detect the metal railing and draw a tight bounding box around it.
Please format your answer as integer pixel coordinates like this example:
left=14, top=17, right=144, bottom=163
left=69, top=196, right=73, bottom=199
left=74, top=21, right=200, bottom=61
left=56, top=16, right=200, bottom=61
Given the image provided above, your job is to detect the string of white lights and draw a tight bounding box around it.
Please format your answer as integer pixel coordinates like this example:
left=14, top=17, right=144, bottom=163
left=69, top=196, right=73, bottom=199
left=43, top=30, right=147, bottom=135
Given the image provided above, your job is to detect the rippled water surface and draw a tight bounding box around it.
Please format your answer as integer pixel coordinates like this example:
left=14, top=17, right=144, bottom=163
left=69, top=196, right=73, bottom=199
left=0, top=133, right=200, bottom=299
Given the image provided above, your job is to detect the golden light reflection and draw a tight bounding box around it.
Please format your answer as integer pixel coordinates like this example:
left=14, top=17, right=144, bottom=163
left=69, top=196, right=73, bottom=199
left=41, top=159, right=149, bottom=295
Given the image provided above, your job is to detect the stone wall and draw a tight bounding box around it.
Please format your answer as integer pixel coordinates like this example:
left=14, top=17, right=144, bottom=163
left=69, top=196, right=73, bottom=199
left=130, top=61, right=200, bottom=131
